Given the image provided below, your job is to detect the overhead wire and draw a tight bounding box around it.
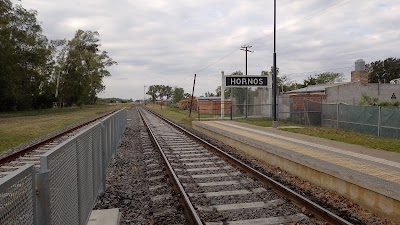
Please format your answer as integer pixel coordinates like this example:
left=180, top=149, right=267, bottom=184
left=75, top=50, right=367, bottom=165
left=280, top=66, right=354, bottom=77
left=194, top=0, right=353, bottom=75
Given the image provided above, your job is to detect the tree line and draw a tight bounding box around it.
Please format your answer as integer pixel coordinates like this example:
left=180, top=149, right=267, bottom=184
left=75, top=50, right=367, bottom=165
left=0, top=1, right=116, bottom=111
left=146, top=57, right=400, bottom=110
left=146, top=85, right=191, bottom=104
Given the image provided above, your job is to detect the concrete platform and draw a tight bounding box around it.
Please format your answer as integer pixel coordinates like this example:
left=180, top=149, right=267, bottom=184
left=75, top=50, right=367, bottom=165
left=87, top=208, right=121, bottom=225
left=192, top=120, right=400, bottom=223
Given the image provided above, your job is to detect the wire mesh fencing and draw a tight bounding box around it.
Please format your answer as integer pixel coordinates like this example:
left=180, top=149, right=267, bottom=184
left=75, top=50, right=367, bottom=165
left=0, top=109, right=127, bottom=225
left=322, top=103, right=400, bottom=139
left=195, top=97, right=400, bottom=139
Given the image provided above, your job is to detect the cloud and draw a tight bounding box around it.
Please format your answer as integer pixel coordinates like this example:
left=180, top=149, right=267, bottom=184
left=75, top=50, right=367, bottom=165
left=15, top=0, right=400, bottom=99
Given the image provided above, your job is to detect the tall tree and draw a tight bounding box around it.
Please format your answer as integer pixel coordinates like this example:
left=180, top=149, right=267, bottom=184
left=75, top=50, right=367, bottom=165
left=215, top=86, right=231, bottom=98
left=302, top=72, right=343, bottom=87
left=58, top=30, right=116, bottom=106
left=230, top=71, right=246, bottom=114
left=0, top=1, right=51, bottom=110
left=314, top=72, right=343, bottom=84
left=172, top=87, right=184, bottom=103
left=161, top=85, right=173, bottom=100
left=146, top=85, right=159, bottom=102
left=302, top=75, right=317, bottom=87
left=367, top=57, right=400, bottom=83
left=204, top=91, right=215, bottom=97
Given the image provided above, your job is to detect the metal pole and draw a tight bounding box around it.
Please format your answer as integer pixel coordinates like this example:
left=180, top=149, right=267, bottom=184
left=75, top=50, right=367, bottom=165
left=272, top=0, right=278, bottom=128
left=221, top=71, right=225, bottom=119
left=241, top=45, right=252, bottom=118
left=245, top=48, right=248, bottom=118
left=336, top=103, right=339, bottom=128
left=378, top=106, right=381, bottom=136
left=144, top=85, right=147, bottom=105
left=245, top=48, right=248, bottom=75
left=189, top=74, right=196, bottom=117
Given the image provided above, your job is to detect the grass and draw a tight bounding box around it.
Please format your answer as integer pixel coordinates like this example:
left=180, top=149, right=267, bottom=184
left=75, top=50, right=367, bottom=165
left=281, top=126, right=400, bottom=153
left=235, top=118, right=298, bottom=127
left=146, top=106, right=400, bottom=153
left=0, top=103, right=130, bottom=153
left=146, top=104, right=195, bottom=128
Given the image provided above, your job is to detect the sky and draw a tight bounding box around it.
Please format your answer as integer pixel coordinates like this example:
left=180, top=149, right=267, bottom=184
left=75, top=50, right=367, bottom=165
left=14, top=0, right=400, bottom=100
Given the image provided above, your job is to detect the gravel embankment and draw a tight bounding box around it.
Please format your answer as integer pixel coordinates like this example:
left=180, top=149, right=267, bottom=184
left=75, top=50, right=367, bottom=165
left=94, top=108, right=187, bottom=225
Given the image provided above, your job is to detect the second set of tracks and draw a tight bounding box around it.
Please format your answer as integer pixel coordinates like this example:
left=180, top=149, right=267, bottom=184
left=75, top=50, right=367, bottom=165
left=138, top=107, right=353, bottom=225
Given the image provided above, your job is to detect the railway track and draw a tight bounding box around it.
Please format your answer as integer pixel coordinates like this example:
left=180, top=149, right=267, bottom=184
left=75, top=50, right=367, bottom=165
left=138, top=107, right=353, bottom=225
left=0, top=110, right=118, bottom=178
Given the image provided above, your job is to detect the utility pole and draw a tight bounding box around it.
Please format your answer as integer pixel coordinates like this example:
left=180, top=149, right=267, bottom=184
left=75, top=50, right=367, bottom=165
left=189, top=74, right=197, bottom=117
left=240, top=45, right=253, bottom=76
left=144, top=85, right=147, bottom=105
left=240, top=45, right=253, bottom=118
left=272, top=0, right=278, bottom=128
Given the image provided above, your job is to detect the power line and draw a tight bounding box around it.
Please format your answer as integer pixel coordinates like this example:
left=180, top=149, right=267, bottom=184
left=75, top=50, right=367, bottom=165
left=194, top=0, right=352, bottom=75
left=240, top=45, right=253, bottom=75
left=280, top=66, right=354, bottom=76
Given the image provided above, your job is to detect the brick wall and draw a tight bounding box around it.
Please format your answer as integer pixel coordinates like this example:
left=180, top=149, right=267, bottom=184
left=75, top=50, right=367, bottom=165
left=198, top=101, right=231, bottom=114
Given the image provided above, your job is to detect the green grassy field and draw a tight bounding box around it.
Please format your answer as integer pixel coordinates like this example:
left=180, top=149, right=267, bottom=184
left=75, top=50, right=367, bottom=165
left=147, top=105, right=400, bottom=153
left=0, top=104, right=130, bottom=153
left=147, top=104, right=195, bottom=128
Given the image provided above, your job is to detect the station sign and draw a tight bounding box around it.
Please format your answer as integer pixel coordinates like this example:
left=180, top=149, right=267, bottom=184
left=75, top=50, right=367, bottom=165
left=225, top=75, right=268, bottom=87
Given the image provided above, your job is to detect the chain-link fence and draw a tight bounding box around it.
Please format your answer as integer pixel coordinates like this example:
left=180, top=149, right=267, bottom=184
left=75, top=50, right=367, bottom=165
left=322, top=103, right=400, bottom=139
left=196, top=96, right=400, bottom=139
left=0, top=109, right=127, bottom=225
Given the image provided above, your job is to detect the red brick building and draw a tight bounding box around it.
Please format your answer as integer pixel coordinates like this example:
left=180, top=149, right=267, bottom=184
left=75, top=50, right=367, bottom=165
left=178, top=97, right=232, bottom=115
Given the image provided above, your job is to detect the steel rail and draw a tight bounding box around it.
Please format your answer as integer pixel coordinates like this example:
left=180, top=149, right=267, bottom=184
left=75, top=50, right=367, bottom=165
left=143, top=107, right=353, bottom=225
left=138, top=108, right=204, bottom=225
left=0, top=110, right=118, bottom=165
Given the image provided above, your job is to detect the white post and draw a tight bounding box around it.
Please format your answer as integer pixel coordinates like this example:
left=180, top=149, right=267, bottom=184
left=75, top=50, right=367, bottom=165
left=221, top=71, right=225, bottom=119
left=268, top=74, right=273, bottom=118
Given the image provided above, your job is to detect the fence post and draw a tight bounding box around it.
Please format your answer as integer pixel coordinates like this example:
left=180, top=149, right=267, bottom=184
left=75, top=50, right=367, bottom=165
left=336, top=103, right=339, bottom=128
left=378, top=106, right=381, bottom=137
left=35, top=171, right=51, bottom=225
left=230, top=104, right=233, bottom=120
left=100, top=122, right=107, bottom=194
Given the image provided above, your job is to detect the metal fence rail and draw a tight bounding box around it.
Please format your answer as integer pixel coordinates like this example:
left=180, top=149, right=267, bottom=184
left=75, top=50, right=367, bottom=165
left=322, top=103, right=400, bottom=139
left=196, top=100, right=400, bottom=139
left=0, top=108, right=127, bottom=225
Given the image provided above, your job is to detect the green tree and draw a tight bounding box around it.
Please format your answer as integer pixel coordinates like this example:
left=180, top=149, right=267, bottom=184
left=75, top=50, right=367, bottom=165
left=302, top=72, right=343, bottom=87
left=215, top=86, right=231, bottom=98
left=204, top=91, right=215, bottom=97
left=302, top=75, right=317, bottom=87
left=367, top=57, right=400, bottom=83
left=160, top=85, right=172, bottom=100
left=146, top=85, right=159, bottom=102
left=315, top=72, right=343, bottom=84
left=58, top=30, right=116, bottom=106
left=146, top=85, right=172, bottom=102
left=230, top=71, right=246, bottom=114
left=0, top=1, right=52, bottom=111
left=172, top=87, right=184, bottom=103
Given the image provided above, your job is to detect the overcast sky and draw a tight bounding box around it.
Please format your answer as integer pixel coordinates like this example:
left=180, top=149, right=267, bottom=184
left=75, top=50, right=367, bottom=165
left=15, top=0, right=400, bottom=100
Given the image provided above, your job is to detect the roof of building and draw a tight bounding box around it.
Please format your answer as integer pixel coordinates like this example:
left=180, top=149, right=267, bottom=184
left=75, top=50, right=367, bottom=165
left=285, top=82, right=350, bottom=94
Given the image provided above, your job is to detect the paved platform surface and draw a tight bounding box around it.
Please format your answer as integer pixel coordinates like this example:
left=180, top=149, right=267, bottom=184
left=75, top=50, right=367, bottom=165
left=193, top=120, right=400, bottom=202
left=87, top=208, right=120, bottom=225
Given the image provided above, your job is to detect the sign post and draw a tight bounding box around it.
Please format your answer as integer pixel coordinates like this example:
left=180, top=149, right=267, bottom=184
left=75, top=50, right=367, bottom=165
left=221, top=74, right=268, bottom=119
left=221, top=71, right=225, bottom=119
left=225, top=76, right=268, bottom=87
